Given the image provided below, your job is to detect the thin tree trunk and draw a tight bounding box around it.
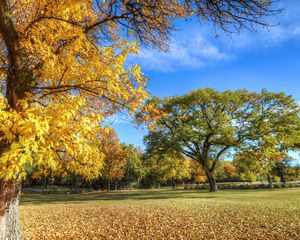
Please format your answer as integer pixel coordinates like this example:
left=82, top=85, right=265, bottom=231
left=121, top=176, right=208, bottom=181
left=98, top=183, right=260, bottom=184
left=106, top=179, right=111, bottom=192
left=44, top=175, right=50, bottom=188
left=0, top=179, right=22, bottom=240
left=205, top=169, right=218, bottom=192
left=171, top=177, right=175, bottom=189
left=267, top=174, right=273, bottom=188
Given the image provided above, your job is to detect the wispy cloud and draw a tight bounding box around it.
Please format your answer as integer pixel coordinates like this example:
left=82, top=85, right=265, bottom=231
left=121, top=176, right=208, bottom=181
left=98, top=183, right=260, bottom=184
left=221, top=1, right=300, bottom=49
left=129, top=30, right=233, bottom=72
left=223, top=24, right=300, bottom=50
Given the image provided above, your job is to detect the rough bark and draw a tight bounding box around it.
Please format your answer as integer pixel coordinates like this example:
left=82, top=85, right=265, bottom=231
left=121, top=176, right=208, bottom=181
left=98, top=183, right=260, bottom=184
left=205, top=169, right=218, bottom=192
left=0, top=180, right=22, bottom=240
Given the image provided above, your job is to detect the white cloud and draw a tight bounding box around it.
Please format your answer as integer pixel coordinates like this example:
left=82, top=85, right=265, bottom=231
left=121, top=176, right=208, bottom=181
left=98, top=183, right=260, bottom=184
left=220, top=1, right=300, bottom=50
left=292, top=26, right=300, bottom=37
left=129, top=30, right=233, bottom=72
left=223, top=24, right=300, bottom=50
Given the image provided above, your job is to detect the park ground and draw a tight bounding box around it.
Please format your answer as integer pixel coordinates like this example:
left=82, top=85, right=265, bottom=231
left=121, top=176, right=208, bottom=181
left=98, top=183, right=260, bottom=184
left=20, top=188, right=300, bottom=240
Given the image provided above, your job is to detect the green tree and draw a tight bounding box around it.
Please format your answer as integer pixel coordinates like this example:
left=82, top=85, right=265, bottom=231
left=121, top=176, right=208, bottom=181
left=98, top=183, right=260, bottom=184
left=272, top=157, right=294, bottom=183
left=235, top=90, right=300, bottom=186
left=143, top=151, right=191, bottom=188
left=143, top=89, right=300, bottom=192
left=121, top=144, right=146, bottom=188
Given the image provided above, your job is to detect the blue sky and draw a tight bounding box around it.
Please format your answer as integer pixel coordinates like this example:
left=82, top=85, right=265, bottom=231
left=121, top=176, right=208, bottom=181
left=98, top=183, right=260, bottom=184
left=107, top=0, right=300, bottom=160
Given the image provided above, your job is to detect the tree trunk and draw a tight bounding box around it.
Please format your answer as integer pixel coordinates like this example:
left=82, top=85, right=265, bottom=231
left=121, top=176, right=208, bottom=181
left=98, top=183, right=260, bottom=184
left=0, top=4, right=36, bottom=240
left=205, top=169, right=218, bottom=192
left=106, top=179, right=111, bottom=192
left=276, top=164, right=286, bottom=183
left=114, top=180, right=117, bottom=191
left=44, top=175, right=50, bottom=188
left=0, top=179, right=22, bottom=240
left=267, top=174, right=273, bottom=188
left=171, top=177, right=175, bottom=189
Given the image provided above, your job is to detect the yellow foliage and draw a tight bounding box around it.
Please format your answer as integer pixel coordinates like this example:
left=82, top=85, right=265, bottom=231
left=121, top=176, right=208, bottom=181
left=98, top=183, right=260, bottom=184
left=100, top=129, right=128, bottom=181
left=0, top=1, right=152, bottom=180
left=0, top=94, right=106, bottom=180
left=223, top=162, right=237, bottom=178
left=189, top=160, right=207, bottom=183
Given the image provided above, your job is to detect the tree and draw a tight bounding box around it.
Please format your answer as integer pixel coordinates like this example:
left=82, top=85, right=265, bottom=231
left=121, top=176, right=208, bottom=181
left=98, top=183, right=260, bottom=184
left=234, top=149, right=287, bottom=184
left=121, top=144, right=146, bottom=188
left=272, top=157, right=295, bottom=183
left=0, top=1, right=280, bottom=238
left=189, top=160, right=207, bottom=183
left=143, top=89, right=252, bottom=191
left=0, top=2, right=148, bottom=237
left=100, top=129, right=128, bottom=191
left=142, top=89, right=300, bottom=192
left=143, top=151, right=191, bottom=188
left=222, top=162, right=237, bottom=179
left=235, top=90, right=300, bottom=186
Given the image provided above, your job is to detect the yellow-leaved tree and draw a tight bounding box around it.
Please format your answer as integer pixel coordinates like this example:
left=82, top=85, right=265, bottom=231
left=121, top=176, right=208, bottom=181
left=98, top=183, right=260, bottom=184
left=100, top=129, right=128, bottom=191
left=0, top=0, right=278, bottom=238
left=0, top=2, right=148, bottom=238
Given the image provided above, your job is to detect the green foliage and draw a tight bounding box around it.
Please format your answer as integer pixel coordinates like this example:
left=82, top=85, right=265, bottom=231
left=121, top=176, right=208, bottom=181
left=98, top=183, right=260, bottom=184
left=143, top=152, right=191, bottom=185
left=234, top=90, right=300, bottom=182
left=143, top=88, right=300, bottom=191
left=120, top=144, right=146, bottom=188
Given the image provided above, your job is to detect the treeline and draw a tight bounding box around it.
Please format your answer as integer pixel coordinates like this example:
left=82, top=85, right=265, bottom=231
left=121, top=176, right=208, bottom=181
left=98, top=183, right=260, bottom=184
left=23, top=141, right=300, bottom=191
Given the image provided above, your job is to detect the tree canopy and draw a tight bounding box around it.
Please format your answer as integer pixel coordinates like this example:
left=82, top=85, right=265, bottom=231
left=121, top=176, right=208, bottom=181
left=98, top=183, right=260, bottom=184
left=143, top=88, right=300, bottom=191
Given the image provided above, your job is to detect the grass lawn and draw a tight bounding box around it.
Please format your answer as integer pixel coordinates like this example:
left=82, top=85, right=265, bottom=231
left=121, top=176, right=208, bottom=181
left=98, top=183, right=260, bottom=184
left=20, top=188, right=300, bottom=240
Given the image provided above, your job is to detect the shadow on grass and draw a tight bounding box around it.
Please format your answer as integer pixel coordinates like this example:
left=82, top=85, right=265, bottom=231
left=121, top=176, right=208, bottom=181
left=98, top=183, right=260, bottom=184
left=20, top=189, right=217, bottom=205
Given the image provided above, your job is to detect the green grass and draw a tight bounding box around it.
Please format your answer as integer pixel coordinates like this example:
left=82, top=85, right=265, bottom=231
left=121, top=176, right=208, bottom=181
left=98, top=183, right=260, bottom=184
left=20, top=188, right=300, bottom=239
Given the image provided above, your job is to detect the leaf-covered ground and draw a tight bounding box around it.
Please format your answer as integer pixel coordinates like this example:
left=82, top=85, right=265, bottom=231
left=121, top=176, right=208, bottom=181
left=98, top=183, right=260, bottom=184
left=20, top=188, right=300, bottom=239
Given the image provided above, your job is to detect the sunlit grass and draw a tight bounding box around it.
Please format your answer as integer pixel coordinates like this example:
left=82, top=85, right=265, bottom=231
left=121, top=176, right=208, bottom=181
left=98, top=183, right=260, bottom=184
left=20, top=188, right=300, bottom=239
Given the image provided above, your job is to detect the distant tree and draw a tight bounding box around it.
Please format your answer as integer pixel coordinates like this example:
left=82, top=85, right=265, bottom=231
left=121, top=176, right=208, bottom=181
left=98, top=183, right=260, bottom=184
left=142, top=89, right=300, bottom=192
left=235, top=90, right=300, bottom=185
left=189, top=160, right=207, bottom=184
left=143, top=151, right=191, bottom=188
left=100, top=130, right=128, bottom=191
left=143, top=89, right=254, bottom=191
left=223, top=162, right=237, bottom=179
left=234, top=149, right=287, bottom=185
left=121, top=144, right=146, bottom=188
left=288, top=162, right=300, bottom=181
left=272, top=157, right=295, bottom=183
